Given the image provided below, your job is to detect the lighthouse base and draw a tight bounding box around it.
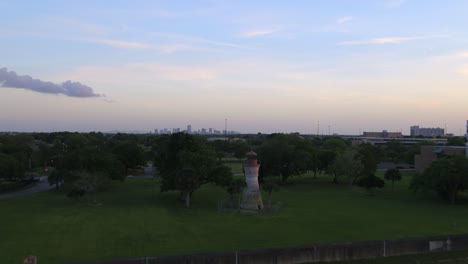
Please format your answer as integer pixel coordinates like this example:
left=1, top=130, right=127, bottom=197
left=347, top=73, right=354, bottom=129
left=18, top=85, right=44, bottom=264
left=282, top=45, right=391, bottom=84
left=241, top=189, right=264, bottom=211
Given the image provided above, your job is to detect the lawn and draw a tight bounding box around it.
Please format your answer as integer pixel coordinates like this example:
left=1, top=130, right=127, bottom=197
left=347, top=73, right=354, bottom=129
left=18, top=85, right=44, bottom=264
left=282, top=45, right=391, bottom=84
left=2, top=171, right=468, bottom=264
left=224, top=162, right=244, bottom=174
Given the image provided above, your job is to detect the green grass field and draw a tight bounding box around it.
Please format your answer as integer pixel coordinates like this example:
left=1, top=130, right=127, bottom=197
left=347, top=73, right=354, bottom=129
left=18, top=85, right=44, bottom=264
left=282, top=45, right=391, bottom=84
left=2, top=171, right=468, bottom=264
left=225, top=162, right=244, bottom=174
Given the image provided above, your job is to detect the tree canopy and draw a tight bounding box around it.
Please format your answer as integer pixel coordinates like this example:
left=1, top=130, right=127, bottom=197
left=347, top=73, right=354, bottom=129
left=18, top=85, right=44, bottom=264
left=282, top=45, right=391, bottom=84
left=257, top=133, right=313, bottom=182
left=411, top=155, right=468, bottom=204
left=384, top=168, right=402, bottom=190
left=154, top=133, right=232, bottom=207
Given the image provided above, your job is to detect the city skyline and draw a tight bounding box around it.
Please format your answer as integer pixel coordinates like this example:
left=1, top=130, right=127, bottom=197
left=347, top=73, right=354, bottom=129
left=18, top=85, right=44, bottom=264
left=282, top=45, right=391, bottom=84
left=1, top=1, right=468, bottom=135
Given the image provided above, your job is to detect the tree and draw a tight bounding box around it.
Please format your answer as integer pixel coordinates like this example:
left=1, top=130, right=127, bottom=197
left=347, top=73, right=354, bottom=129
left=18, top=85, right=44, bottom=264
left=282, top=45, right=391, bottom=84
left=261, top=177, right=280, bottom=209
left=155, top=133, right=229, bottom=207
left=447, top=137, right=466, bottom=146
left=410, top=155, right=468, bottom=204
left=0, top=134, right=33, bottom=172
left=0, top=153, right=25, bottom=180
left=328, top=151, right=364, bottom=186
left=384, top=168, right=402, bottom=190
left=232, top=141, right=250, bottom=161
left=50, top=135, right=126, bottom=195
left=356, top=143, right=380, bottom=175
left=112, top=141, right=146, bottom=176
left=37, top=143, right=54, bottom=171
left=317, top=137, right=348, bottom=175
left=258, top=134, right=312, bottom=182
left=224, top=177, right=246, bottom=209
left=356, top=174, right=385, bottom=195
left=386, top=140, right=403, bottom=162
left=72, top=171, right=110, bottom=204
left=48, top=169, right=65, bottom=190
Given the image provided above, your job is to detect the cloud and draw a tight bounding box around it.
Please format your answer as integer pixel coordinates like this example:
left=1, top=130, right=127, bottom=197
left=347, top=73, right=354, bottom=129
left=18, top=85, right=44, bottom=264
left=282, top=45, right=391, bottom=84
left=148, top=31, right=248, bottom=49
left=240, top=29, right=279, bottom=38
left=85, top=38, right=152, bottom=49
left=83, top=38, right=210, bottom=54
left=336, top=16, right=354, bottom=24
left=338, top=36, right=438, bottom=45
left=384, top=0, right=406, bottom=8
left=0, top=68, right=101, bottom=98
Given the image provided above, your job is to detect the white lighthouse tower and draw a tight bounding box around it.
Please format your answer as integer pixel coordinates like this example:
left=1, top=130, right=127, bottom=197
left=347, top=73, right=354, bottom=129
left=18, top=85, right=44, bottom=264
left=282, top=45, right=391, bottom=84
left=242, top=151, right=264, bottom=210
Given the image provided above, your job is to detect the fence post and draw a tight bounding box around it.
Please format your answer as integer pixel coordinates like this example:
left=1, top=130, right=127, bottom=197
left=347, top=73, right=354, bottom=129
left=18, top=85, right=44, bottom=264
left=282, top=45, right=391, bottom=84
left=23, top=256, right=37, bottom=264
left=314, top=246, right=318, bottom=261
left=383, top=240, right=386, bottom=257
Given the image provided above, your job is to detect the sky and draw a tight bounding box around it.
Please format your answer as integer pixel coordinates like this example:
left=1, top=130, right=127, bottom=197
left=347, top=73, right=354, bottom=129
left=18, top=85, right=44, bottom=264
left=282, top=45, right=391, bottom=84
left=1, top=0, right=468, bottom=135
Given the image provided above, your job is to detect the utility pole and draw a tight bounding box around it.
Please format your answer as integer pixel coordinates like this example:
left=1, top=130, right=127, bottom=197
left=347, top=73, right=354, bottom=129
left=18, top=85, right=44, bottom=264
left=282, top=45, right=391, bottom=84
left=225, top=118, right=228, bottom=141
left=316, top=120, right=320, bottom=136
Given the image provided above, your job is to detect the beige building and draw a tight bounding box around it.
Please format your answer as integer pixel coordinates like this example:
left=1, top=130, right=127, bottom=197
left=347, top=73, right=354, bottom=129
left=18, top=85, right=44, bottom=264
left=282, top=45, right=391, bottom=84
left=415, top=146, right=466, bottom=173
left=363, top=130, right=402, bottom=138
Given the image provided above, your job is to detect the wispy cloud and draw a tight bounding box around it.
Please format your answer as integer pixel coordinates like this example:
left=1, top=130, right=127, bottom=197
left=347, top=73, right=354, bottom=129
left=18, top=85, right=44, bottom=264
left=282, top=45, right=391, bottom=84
left=240, top=29, right=279, bottom=38
left=383, top=0, right=406, bottom=8
left=338, top=35, right=444, bottom=45
left=82, top=38, right=207, bottom=54
left=86, top=38, right=152, bottom=49
left=336, top=16, right=354, bottom=24
left=148, top=31, right=248, bottom=49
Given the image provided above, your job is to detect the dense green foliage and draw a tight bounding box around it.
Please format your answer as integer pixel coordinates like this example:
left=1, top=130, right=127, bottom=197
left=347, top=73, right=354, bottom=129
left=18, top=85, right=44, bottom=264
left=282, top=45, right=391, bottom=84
left=446, top=137, right=466, bottom=146
left=384, top=168, right=402, bottom=190
left=154, top=133, right=232, bottom=207
left=411, top=155, right=468, bottom=204
left=328, top=150, right=363, bottom=185
left=257, top=133, right=313, bottom=182
left=356, top=173, right=385, bottom=194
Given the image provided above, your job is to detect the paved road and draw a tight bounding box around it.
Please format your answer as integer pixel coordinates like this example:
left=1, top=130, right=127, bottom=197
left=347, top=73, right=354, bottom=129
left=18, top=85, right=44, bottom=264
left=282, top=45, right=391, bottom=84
left=0, top=177, right=54, bottom=199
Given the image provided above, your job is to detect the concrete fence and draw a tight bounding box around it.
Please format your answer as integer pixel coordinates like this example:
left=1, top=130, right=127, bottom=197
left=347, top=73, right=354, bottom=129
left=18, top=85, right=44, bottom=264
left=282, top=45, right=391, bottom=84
left=72, top=234, right=468, bottom=264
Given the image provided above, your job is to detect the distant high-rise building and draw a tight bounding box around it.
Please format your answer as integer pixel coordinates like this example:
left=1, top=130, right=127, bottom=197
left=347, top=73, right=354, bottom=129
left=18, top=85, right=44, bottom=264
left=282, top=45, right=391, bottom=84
left=209, top=128, right=213, bottom=134
left=363, top=130, right=402, bottom=138
left=154, top=129, right=159, bottom=134
left=410, top=126, right=444, bottom=137
left=187, top=125, right=192, bottom=134
left=201, top=128, right=207, bottom=134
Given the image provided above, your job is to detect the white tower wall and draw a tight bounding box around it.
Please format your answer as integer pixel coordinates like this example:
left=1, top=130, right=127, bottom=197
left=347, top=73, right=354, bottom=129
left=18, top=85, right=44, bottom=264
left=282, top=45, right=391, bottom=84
left=241, top=152, right=264, bottom=210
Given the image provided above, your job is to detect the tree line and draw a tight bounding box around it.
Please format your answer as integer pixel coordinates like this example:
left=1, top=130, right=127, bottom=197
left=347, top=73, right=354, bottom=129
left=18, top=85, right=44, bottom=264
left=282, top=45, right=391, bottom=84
left=1, top=132, right=467, bottom=205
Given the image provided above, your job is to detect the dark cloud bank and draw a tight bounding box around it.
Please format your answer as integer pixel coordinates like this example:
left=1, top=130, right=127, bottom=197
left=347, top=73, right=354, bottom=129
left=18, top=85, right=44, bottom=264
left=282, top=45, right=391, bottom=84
left=0, top=67, right=101, bottom=98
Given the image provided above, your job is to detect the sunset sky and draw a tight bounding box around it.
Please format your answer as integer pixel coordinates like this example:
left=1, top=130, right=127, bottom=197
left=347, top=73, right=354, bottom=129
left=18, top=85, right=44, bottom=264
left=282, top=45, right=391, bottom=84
left=1, top=0, right=468, bottom=135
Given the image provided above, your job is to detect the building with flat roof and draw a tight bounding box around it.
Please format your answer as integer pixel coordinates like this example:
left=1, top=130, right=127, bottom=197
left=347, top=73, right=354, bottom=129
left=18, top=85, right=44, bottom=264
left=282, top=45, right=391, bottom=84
left=410, top=126, right=444, bottom=137
left=415, top=146, right=466, bottom=173
left=362, top=130, right=402, bottom=138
